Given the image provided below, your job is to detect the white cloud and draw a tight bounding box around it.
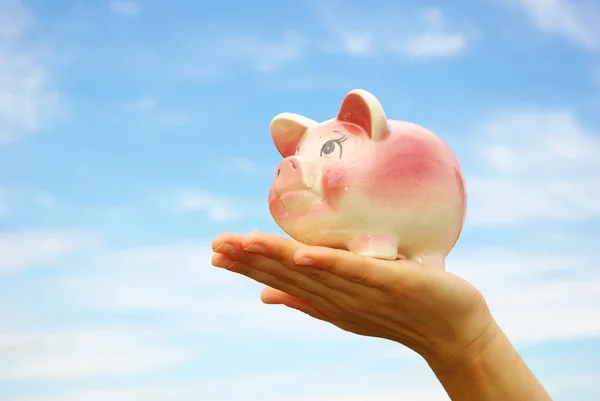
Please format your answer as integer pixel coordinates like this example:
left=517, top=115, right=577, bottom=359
left=0, top=327, right=196, bottom=380
left=465, top=109, right=600, bottom=226
left=216, top=157, right=278, bottom=178
left=59, top=241, right=233, bottom=312
left=2, top=365, right=449, bottom=401
left=317, top=5, right=471, bottom=59
left=108, top=0, right=141, bottom=16
left=0, top=186, right=55, bottom=217
left=593, top=63, right=600, bottom=85
left=195, top=31, right=307, bottom=77
left=174, top=5, right=468, bottom=79
left=126, top=4, right=466, bottom=81
left=0, top=0, right=60, bottom=146
left=0, top=189, right=8, bottom=215
left=1, top=233, right=597, bottom=399
left=177, top=189, right=267, bottom=222
left=126, top=96, right=157, bottom=112
left=516, top=0, right=600, bottom=50
left=0, top=351, right=449, bottom=401
left=0, top=230, right=92, bottom=274
left=2, top=359, right=596, bottom=401
left=395, top=32, right=467, bottom=59
left=447, top=249, right=600, bottom=344
left=223, top=30, right=307, bottom=74
left=221, top=157, right=261, bottom=175
left=45, top=234, right=600, bottom=347
left=124, top=96, right=190, bottom=127
left=51, top=240, right=367, bottom=342
left=4, top=346, right=593, bottom=401
left=171, top=29, right=308, bottom=80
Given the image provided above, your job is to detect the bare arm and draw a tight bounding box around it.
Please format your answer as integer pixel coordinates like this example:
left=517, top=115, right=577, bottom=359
left=211, top=232, right=553, bottom=401
left=426, top=319, right=553, bottom=401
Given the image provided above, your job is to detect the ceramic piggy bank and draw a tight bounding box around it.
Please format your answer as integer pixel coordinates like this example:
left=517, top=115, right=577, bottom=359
left=268, top=89, right=466, bottom=268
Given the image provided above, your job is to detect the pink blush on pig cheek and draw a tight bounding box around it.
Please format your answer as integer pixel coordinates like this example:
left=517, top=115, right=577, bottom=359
left=321, top=164, right=349, bottom=210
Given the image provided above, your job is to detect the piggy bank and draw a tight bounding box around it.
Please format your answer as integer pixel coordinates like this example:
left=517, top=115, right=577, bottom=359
left=268, top=89, right=466, bottom=268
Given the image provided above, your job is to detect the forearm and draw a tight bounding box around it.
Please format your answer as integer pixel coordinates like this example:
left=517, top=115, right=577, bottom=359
left=426, top=319, right=553, bottom=401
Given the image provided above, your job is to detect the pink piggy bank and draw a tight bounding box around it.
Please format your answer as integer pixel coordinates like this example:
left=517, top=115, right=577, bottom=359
left=268, top=89, right=466, bottom=268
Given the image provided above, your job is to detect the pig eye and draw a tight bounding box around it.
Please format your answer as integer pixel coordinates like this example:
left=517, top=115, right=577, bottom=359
left=320, top=135, right=347, bottom=159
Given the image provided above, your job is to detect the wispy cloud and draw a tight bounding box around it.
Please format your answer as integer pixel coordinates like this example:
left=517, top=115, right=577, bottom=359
left=34, top=232, right=596, bottom=347
left=171, top=4, right=471, bottom=80
left=453, top=107, right=600, bottom=344
left=516, top=0, right=600, bottom=51
left=0, top=192, right=596, bottom=398
left=0, top=0, right=61, bottom=146
left=222, top=30, right=307, bottom=74
left=216, top=157, right=277, bottom=177
left=59, top=241, right=228, bottom=312
left=0, top=186, right=55, bottom=217
left=465, top=109, right=600, bottom=226
left=124, top=96, right=191, bottom=127
left=107, top=0, right=141, bottom=17
left=0, top=327, right=196, bottom=380
left=316, top=4, right=472, bottom=59
left=220, top=157, right=262, bottom=176
left=0, top=364, right=449, bottom=401
left=593, top=63, right=600, bottom=85
left=51, top=240, right=357, bottom=342
left=2, top=2, right=599, bottom=400
left=177, top=189, right=267, bottom=222
left=0, top=230, right=93, bottom=274
left=175, top=30, right=308, bottom=79
left=448, top=249, right=600, bottom=344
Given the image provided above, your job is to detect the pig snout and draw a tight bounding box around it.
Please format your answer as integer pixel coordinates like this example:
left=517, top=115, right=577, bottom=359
left=273, top=156, right=319, bottom=196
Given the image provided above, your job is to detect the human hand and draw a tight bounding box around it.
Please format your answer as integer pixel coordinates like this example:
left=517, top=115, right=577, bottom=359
left=211, top=231, right=494, bottom=366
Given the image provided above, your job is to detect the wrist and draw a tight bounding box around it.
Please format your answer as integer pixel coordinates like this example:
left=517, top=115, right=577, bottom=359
left=418, top=292, right=498, bottom=372
left=423, top=318, right=552, bottom=400
left=424, top=314, right=501, bottom=376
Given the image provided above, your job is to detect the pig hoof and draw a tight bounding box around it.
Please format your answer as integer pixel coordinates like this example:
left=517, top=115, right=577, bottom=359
left=347, top=235, right=398, bottom=260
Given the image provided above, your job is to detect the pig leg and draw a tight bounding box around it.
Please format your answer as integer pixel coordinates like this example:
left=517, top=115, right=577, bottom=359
left=347, top=234, right=399, bottom=260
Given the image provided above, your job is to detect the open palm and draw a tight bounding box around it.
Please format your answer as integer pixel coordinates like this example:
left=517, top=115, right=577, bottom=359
left=211, top=231, right=493, bottom=364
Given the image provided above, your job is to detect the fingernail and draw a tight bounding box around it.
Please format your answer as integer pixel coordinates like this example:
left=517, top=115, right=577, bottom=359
left=244, top=244, right=266, bottom=254
left=294, top=256, right=314, bottom=266
left=216, top=243, right=235, bottom=256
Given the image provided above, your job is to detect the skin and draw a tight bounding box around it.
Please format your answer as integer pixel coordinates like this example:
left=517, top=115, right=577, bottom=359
left=211, top=231, right=554, bottom=401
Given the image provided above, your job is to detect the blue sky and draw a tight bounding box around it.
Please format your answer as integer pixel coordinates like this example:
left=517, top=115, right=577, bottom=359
left=1, top=0, right=600, bottom=400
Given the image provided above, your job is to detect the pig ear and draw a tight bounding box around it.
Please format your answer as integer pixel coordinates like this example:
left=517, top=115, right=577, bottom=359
left=270, top=112, right=318, bottom=157
left=337, top=89, right=389, bottom=141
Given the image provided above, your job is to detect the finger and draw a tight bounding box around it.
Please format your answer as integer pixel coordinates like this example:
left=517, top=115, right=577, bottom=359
left=293, top=246, right=416, bottom=290
left=261, top=287, right=331, bottom=322
left=241, top=232, right=302, bottom=265
left=260, top=286, right=296, bottom=304
left=223, top=248, right=403, bottom=329
left=239, top=233, right=398, bottom=303
left=240, top=232, right=368, bottom=294
left=215, top=245, right=359, bottom=309
left=211, top=253, right=339, bottom=314
left=213, top=255, right=413, bottom=342
left=261, top=287, right=385, bottom=339
left=212, top=232, right=244, bottom=253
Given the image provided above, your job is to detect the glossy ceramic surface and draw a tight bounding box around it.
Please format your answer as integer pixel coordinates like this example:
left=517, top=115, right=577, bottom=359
left=268, top=89, right=466, bottom=268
